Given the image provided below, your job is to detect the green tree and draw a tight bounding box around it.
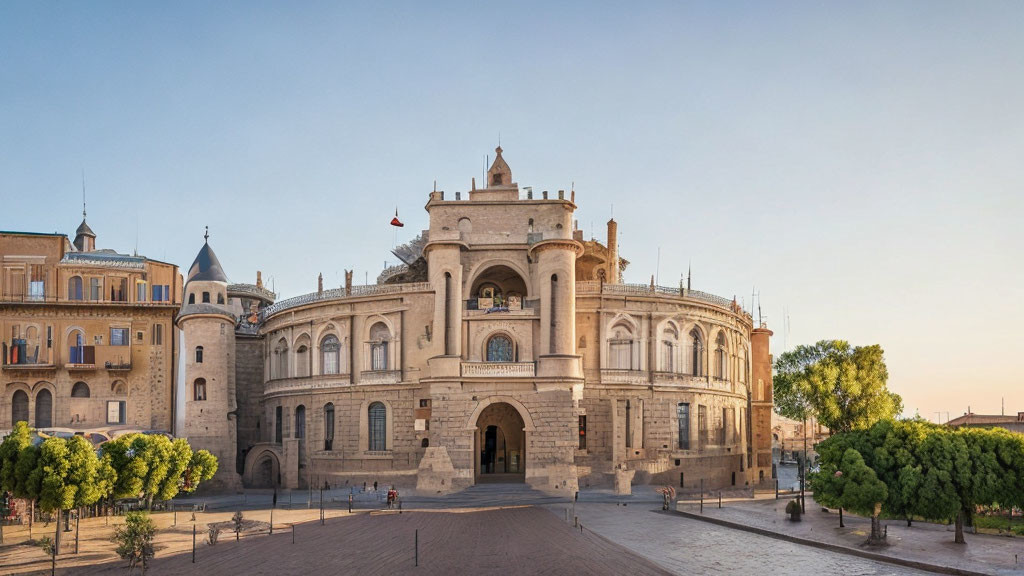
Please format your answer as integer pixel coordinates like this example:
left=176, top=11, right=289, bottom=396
left=103, top=434, right=218, bottom=507
left=838, top=448, right=889, bottom=544
left=184, top=450, right=218, bottom=492
left=112, top=511, right=156, bottom=574
left=774, top=340, right=902, bottom=433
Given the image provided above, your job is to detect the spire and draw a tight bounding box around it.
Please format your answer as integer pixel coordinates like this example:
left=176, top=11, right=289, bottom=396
left=204, top=225, right=209, bottom=243
left=486, top=146, right=512, bottom=187
left=74, top=171, right=96, bottom=252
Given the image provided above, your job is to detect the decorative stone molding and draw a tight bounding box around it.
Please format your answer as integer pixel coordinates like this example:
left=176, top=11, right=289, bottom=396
left=461, top=362, right=536, bottom=378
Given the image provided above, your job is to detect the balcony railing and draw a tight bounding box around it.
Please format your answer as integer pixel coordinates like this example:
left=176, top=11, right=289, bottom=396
left=265, top=375, right=352, bottom=395
left=599, top=369, right=648, bottom=385
left=461, top=362, right=536, bottom=378
left=260, top=282, right=432, bottom=321
left=359, top=370, right=401, bottom=385
left=575, top=281, right=746, bottom=317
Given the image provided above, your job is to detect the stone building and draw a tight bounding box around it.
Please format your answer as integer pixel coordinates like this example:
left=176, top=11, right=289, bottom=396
left=180, top=148, right=775, bottom=494
left=1, top=215, right=181, bottom=434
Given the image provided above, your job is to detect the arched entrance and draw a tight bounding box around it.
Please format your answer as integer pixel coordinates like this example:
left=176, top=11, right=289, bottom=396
left=474, top=402, right=526, bottom=483
left=243, top=446, right=283, bottom=488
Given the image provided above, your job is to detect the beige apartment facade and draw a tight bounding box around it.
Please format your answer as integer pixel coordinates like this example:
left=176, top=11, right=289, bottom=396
left=175, top=148, right=774, bottom=494
left=1, top=219, right=181, bottom=435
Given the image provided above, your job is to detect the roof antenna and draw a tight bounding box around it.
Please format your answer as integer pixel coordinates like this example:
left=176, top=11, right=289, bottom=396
left=81, top=169, right=87, bottom=219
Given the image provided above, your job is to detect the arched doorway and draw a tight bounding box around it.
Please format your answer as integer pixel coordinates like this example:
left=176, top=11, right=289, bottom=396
left=35, top=388, right=53, bottom=428
left=474, top=402, right=526, bottom=483
left=249, top=450, right=281, bottom=488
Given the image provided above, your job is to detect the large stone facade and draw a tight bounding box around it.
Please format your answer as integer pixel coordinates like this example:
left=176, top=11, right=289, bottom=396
left=1, top=225, right=181, bottom=436
left=179, top=148, right=775, bottom=495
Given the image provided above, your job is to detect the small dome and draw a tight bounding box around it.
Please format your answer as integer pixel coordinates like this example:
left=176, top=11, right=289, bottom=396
left=186, top=242, right=228, bottom=283
left=75, top=219, right=95, bottom=238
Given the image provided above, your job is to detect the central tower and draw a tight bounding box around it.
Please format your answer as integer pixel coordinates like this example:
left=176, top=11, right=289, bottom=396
left=417, top=148, right=583, bottom=494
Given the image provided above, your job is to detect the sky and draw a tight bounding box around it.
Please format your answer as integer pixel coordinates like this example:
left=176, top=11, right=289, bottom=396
left=2, top=1, right=1021, bottom=423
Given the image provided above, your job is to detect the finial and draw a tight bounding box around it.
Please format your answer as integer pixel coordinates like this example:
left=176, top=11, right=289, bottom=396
left=495, top=145, right=502, bottom=155
left=204, top=226, right=209, bottom=243
left=82, top=169, right=87, bottom=219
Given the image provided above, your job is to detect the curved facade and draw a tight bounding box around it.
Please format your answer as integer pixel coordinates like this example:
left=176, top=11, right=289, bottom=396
left=181, top=148, right=774, bottom=495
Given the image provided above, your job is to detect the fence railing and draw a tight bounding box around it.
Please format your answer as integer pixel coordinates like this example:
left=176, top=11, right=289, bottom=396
left=260, top=283, right=432, bottom=320
left=576, top=282, right=742, bottom=312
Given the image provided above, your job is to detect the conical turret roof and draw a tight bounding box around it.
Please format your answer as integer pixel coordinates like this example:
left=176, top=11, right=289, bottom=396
left=186, top=241, right=228, bottom=283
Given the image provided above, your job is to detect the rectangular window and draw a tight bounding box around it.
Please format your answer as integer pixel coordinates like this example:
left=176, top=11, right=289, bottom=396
left=28, top=265, right=45, bottom=301
left=677, top=403, right=690, bottom=450
left=137, top=281, right=147, bottom=302
left=151, top=284, right=170, bottom=302
left=578, top=415, right=587, bottom=450
left=107, top=400, right=126, bottom=425
left=110, top=328, right=129, bottom=346
left=625, top=400, right=632, bottom=448
left=151, top=323, right=163, bottom=345
left=721, top=408, right=729, bottom=444
left=89, top=278, right=102, bottom=300
left=275, top=406, right=283, bottom=444
left=698, top=405, right=708, bottom=449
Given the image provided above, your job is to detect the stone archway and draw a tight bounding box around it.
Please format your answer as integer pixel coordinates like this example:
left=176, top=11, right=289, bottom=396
left=474, top=402, right=527, bottom=483
left=243, top=445, right=283, bottom=488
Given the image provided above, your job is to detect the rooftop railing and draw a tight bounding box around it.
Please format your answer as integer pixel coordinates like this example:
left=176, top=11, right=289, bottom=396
left=576, top=281, right=744, bottom=315
left=260, top=282, right=432, bottom=321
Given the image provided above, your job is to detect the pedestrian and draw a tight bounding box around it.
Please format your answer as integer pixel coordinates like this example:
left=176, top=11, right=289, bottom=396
left=272, top=488, right=278, bottom=509
left=362, top=481, right=367, bottom=492
left=373, top=481, right=378, bottom=492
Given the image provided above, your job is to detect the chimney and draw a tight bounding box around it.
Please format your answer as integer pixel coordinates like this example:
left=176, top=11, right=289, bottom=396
left=606, top=219, right=619, bottom=284
left=256, top=271, right=263, bottom=289
left=318, top=273, right=323, bottom=294
left=344, top=270, right=353, bottom=296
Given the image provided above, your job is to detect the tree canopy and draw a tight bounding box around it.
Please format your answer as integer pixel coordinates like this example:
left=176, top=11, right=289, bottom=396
left=773, top=340, right=902, bottom=433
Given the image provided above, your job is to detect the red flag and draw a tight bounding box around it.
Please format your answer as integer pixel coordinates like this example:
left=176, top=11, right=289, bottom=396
left=390, top=208, right=404, bottom=227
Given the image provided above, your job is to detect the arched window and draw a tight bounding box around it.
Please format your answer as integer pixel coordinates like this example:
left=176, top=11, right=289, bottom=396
left=274, top=338, right=289, bottom=379
left=195, top=346, right=204, bottom=364
left=188, top=293, right=195, bottom=304
left=217, top=293, right=225, bottom=304
left=661, top=326, right=679, bottom=372
left=202, top=292, right=210, bottom=303
left=112, top=380, right=127, bottom=396
left=608, top=323, right=634, bottom=370
left=324, top=403, right=335, bottom=450
left=714, top=332, right=727, bottom=380
left=35, top=389, right=52, bottom=428
left=295, top=344, right=309, bottom=377
left=68, top=276, right=83, bottom=301
left=740, top=346, right=748, bottom=384
left=486, top=334, right=514, bottom=362
left=369, top=323, right=389, bottom=371
left=321, top=335, right=340, bottom=375
left=368, top=402, right=386, bottom=451
left=68, top=330, right=85, bottom=364
left=11, top=390, right=29, bottom=424
left=71, top=381, right=90, bottom=398
left=194, top=378, right=207, bottom=401
left=690, top=328, right=704, bottom=376
left=294, top=405, right=306, bottom=439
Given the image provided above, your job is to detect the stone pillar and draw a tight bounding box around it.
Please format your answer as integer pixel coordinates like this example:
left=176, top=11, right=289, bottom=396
left=751, top=326, right=774, bottom=485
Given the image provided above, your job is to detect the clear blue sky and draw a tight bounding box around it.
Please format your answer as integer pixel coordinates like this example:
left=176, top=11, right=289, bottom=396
left=2, top=1, right=1021, bottom=422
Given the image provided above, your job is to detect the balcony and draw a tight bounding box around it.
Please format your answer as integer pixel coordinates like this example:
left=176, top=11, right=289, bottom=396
left=599, top=369, right=648, bottom=385
left=359, top=370, right=401, bottom=385
left=461, top=362, right=536, bottom=378
left=265, top=375, right=352, bottom=395
left=2, top=362, right=56, bottom=371
left=463, top=297, right=539, bottom=318
left=65, top=345, right=132, bottom=371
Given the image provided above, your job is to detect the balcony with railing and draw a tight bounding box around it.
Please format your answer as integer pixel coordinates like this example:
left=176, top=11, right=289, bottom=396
left=463, top=297, right=539, bottom=318
left=359, top=370, right=402, bottom=385
left=461, top=362, right=536, bottom=378
left=265, top=374, right=352, bottom=395
left=599, top=369, right=648, bottom=385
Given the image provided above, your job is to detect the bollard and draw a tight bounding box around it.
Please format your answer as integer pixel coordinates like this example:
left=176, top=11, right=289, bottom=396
left=719, top=492, right=722, bottom=509
left=192, top=525, right=196, bottom=564
left=775, top=478, right=779, bottom=500
left=270, top=507, right=274, bottom=535
left=292, top=524, right=295, bottom=544
left=174, top=505, right=177, bottom=526
left=415, top=529, right=419, bottom=567
left=349, top=494, right=353, bottom=513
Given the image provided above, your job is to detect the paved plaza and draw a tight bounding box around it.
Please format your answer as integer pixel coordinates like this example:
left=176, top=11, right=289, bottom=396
left=1, top=485, right=1021, bottom=574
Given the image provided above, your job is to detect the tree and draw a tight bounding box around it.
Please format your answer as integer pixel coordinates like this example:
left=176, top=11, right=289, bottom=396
left=103, top=434, right=218, bottom=507
left=774, top=340, right=902, bottom=433
left=112, top=511, right=156, bottom=574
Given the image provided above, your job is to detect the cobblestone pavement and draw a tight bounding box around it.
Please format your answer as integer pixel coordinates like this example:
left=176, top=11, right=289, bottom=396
left=685, top=497, right=1022, bottom=575
left=561, top=502, right=933, bottom=575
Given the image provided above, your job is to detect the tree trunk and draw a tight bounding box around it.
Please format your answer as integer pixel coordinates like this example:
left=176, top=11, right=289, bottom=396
left=868, top=503, right=886, bottom=544
left=53, top=509, right=61, bottom=556
left=954, top=510, right=965, bottom=544
left=906, top=517, right=912, bottom=527
left=839, top=507, right=844, bottom=528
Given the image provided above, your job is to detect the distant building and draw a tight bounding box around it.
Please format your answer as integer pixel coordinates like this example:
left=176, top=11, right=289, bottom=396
left=946, top=412, right=1024, bottom=435
left=180, top=148, right=776, bottom=494
left=1, top=213, right=181, bottom=434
